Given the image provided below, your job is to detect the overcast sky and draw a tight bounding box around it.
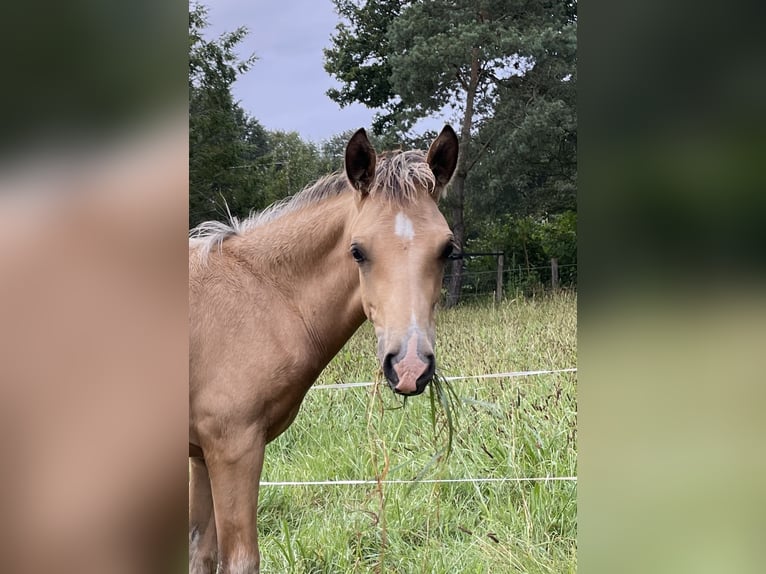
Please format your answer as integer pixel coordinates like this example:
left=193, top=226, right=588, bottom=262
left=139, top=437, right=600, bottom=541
left=204, top=0, right=381, bottom=143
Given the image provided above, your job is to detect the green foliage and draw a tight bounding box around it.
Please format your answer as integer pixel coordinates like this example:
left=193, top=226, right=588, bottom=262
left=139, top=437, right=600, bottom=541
left=325, top=1, right=412, bottom=134
left=537, top=211, right=577, bottom=264
left=189, top=3, right=267, bottom=226
left=465, top=211, right=577, bottom=295
left=255, top=132, right=334, bottom=206
left=319, top=129, right=395, bottom=169
left=467, top=13, right=577, bottom=219
left=326, top=0, right=576, bottom=141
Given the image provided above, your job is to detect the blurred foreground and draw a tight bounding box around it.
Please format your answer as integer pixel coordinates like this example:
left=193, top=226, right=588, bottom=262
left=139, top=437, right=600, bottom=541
left=0, top=118, right=188, bottom=574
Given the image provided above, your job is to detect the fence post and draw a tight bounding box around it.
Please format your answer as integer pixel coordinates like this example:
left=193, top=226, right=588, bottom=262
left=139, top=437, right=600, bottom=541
left=495, top=253, right=504, bottom=303
left=551, top=258, right=559, bottom=290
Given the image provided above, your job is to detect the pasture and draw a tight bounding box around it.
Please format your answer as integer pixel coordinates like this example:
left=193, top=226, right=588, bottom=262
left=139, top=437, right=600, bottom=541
left=256, top=291, right=577, bottom=573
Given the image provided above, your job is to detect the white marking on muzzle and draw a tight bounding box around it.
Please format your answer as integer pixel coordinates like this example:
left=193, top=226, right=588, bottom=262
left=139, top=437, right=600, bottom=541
left=394, top=212, right=414, bottom=241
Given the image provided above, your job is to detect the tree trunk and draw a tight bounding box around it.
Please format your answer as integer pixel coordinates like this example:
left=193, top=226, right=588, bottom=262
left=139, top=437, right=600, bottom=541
left=445, top=47, right=480, bottom=308
left=445, top=174, right=466, bottom=307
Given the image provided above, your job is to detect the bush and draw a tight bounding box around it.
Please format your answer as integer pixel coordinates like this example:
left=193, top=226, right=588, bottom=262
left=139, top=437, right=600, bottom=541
left=459, top=211, right=577, bottom=297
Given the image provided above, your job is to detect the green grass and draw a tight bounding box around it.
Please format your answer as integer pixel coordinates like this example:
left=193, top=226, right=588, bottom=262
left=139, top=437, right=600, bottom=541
left=259, top=291, right=577, bottom=573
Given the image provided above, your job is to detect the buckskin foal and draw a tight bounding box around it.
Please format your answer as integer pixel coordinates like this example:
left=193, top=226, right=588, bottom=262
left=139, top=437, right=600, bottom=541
left=189, top=126, right=459, bottom=573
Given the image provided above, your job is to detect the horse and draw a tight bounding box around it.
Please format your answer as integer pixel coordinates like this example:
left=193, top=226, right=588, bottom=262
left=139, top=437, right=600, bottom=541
left=188, top=125, right=459, bottom=574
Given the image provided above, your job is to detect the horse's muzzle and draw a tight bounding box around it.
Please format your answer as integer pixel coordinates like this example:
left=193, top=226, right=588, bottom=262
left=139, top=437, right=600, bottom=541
left=383, top=350, right=435, bottom=396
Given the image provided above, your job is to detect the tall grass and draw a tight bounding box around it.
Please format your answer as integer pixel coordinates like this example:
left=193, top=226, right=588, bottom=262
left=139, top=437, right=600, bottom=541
left=259, top=291, right=577, bottom=573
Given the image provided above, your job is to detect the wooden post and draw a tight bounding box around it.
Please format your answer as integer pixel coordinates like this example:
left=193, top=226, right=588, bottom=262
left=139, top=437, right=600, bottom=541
left=495, top=253, right=504, bottom=303
left=551, top=257, right=559, bottom=290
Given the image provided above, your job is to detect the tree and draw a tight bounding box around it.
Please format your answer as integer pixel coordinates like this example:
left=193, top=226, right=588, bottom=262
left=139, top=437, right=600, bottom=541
left=468, top=5, right=577, bottom=220
left=319, top=129, right=393, bottom=173
left=325, top=1, right=412, bottom=134
left=326, top=0, right=577, bottom=305
left=255, top=132, right=328, bottom=206
left=189, top=2, right=266, bottom=227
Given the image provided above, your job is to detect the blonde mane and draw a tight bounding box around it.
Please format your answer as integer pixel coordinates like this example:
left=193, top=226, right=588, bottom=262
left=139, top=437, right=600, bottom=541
left=189, top=150, right=438, bottom=255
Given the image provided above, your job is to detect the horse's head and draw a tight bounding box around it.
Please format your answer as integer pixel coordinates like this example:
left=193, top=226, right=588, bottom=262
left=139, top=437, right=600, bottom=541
left=345, top=126, right=459, bottom=396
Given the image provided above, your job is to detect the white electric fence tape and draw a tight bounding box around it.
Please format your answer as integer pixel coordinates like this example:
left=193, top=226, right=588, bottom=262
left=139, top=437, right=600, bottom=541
left=311, top=367, right=577, bottom=390
left=261, top=476, right=576, bottom=487
left=270, top=367, right=578, bottom=487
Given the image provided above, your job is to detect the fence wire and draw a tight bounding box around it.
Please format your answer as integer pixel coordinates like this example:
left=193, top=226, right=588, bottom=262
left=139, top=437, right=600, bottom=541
left=267, top=367, right=577, bottom=487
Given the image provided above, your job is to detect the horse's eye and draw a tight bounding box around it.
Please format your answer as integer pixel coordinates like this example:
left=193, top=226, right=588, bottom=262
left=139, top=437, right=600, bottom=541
left=350, top=245, right=366, bottom=263
left=441, top=241, right=460, bottom=260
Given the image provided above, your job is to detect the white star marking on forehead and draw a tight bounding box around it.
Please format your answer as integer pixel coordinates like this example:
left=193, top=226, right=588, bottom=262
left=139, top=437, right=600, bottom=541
left=394, top=212, right=415, bottom=241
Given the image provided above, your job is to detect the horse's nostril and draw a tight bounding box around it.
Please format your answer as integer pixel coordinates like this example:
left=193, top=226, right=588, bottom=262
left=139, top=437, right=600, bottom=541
left=383, top=353, right=398, bottom=384
left=418, top=354, right=436, bottom=385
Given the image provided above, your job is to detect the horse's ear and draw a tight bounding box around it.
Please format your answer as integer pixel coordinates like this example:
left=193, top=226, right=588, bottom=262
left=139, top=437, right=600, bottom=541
left=345, top=128, right=377, bottom=196
left=426, top=125, right=459, bottom=197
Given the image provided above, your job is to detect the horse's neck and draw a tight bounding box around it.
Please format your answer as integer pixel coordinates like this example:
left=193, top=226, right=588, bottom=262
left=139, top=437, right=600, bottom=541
left=233, top=194, right=366, bottom=362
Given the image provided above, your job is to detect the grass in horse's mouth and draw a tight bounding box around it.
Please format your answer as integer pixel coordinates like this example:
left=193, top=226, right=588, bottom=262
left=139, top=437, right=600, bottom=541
left=429, top=371, right=460, bottom=461
left=395, top=371, right=461, bottom=485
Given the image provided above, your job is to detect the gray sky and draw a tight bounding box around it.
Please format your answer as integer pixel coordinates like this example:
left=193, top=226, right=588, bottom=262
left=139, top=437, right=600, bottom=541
left=204, top=0, right=380, bottom=143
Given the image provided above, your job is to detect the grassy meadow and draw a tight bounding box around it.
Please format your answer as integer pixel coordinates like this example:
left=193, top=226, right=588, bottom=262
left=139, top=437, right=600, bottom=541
left=258, top=292, right=577, bottom=573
